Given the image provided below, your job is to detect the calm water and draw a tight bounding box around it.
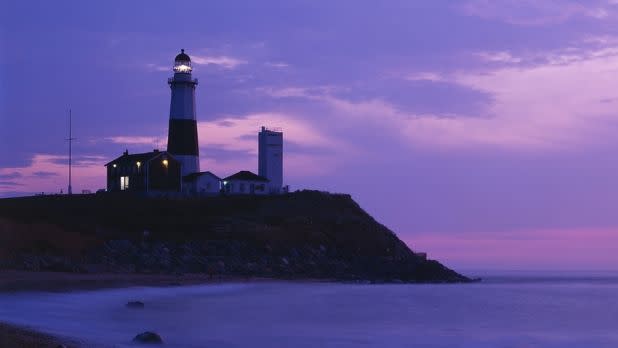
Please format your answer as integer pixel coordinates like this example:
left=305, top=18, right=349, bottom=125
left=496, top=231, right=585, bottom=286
left=1, top=272, right=618, bottom=347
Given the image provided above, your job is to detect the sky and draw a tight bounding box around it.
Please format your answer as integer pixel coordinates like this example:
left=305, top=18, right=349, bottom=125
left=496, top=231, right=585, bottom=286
left=3, top=0, right=618, bottom=271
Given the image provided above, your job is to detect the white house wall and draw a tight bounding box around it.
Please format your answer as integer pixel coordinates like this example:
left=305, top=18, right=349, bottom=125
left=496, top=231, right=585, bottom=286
left=195, top=175, right=221, bottom=194
left=224, top=180, right=268, bottom=195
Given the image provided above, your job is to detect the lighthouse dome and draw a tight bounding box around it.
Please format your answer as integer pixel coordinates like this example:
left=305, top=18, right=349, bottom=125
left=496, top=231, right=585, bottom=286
left=175, top=49, right=191, bottom=62
left=173, top=49, right=192, bottom=73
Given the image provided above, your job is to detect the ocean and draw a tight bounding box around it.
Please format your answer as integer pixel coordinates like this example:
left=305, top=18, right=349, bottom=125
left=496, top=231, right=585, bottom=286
left=1, top=271, right=617, bottom=347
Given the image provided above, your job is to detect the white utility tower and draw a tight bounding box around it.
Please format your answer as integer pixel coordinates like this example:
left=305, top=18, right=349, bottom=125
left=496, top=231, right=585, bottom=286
left=258, top=126, right=283, bottom=193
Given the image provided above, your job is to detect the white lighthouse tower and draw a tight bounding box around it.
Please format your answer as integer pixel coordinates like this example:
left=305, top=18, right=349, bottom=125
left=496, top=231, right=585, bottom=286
left=167, top=49, right=200, bottom=177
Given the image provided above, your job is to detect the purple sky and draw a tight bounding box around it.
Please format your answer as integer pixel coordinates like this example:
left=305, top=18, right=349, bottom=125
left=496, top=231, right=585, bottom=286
left=3, top=1, right=618, bottom=270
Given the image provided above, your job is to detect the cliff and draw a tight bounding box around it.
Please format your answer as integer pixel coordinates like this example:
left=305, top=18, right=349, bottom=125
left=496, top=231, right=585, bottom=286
left=0, top=191, right=470, bottom=283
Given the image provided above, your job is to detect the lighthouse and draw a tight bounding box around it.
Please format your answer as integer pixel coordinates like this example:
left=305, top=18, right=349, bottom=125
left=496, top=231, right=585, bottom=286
left=106, top=49, right=288, bottom=196
left=167, top=49, right=200, bottom=177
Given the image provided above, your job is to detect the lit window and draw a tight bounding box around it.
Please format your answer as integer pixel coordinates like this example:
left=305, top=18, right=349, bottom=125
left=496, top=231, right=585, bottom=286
left=120, top=176, right=129, bottom=190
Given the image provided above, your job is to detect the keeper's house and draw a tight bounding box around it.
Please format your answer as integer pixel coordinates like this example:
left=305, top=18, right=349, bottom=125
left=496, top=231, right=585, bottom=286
left=183, top=171, right=222, bottom=195
left=222, top=171, right=269, bottom=195
left=105, top=150, right=181, bottom=193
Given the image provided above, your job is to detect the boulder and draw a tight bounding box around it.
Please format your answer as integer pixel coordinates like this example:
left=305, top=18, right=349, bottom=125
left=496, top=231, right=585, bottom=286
left=133, top=331, right=163, bottom=344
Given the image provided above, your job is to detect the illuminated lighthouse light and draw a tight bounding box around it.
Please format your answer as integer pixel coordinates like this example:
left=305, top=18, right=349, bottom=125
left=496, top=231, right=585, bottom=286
left=174, top=63, right=192, bottom=73
left=173, top=49, right=192, bottom=73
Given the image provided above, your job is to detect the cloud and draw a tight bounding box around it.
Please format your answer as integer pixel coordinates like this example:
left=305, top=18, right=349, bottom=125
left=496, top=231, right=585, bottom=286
left=257, top=85, right=515, bottom=150
left=145, top=63, right=169, bottom=72
left=0, top=172, right=21, bottom=180
left=588, top=7, right=610, bottom=19
left=47, top=155, right=110, bottom=167
left=407, top=43, right=618, bottom=150
left=215, top=120, right=236, bottom=127
left=257, top=86, right=338, bottom=99
left=32, top=171, right=58, bottom=178
left=265, top=62, right=290, bottom=69
left=256, top=36, right=618, bottom=152
left=0, top=181, right=21, bottom=187
left=200, top=113, right=346, bottom=153
left=196, top=113, right=352, bottom=177
left=191, top=55, right=247, bottom=69
left=476, top=51, right=522, bottom=64
left=278, top=40, right=618, bottom=152
left=405, top=72, right=446, bottom=82
left=0, top=154, right=106, bottom=195
left=471, top=39, right=618, bottom=69
left=451, top=44, right=618, bottom=149
left=461, top=0, right=616, bottom=26
left=106, top=136, right=165, bottom=147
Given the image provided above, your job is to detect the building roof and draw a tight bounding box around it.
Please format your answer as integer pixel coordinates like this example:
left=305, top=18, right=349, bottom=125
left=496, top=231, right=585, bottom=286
left=104, top=150, right=171, bottom=167
left=175, top=49, right=191, bottom=62
left=223, top=170, right=269, bottom=182
left=183, top=171, right=221, bottom=182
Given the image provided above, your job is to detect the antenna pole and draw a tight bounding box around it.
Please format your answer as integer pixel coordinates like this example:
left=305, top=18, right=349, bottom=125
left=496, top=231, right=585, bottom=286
left=68, top=109, right=74, bottom=195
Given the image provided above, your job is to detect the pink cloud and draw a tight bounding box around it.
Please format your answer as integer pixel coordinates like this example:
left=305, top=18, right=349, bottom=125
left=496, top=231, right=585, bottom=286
left=0, top=154, right=106, bottom=195
left=312, top=41, right=618, bottom=152
left=196, top=113, right=353, bottom=178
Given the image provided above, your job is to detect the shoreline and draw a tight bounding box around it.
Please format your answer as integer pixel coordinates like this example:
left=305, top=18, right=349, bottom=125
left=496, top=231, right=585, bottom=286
left=0, top=270, right=471, bottom=347
left=0, top=270, right=274, bottom=347
left=0, top=270, right=264, bottom=293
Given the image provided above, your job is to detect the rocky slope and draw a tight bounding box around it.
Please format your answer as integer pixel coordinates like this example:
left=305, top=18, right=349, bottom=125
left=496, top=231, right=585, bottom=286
left=0, top=191, right=470, bottom=283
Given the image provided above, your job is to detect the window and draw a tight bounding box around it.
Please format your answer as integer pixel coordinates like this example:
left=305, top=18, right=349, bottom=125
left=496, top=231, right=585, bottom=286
left=120, top=176, right=129, bottom=190
left=240, top=183, right=245, bottom=192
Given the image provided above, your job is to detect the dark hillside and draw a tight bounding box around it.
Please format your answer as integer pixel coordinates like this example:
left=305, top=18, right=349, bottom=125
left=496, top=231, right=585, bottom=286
left=0, top=191, right=470, bottom=283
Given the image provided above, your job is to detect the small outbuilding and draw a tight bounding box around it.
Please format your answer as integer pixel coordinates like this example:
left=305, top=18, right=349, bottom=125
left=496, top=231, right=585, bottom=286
left=105, top=150, right=181, bottom=193
left=222, top=170, right=269, bottom=195
left=183, top=171, right=222, bottom=195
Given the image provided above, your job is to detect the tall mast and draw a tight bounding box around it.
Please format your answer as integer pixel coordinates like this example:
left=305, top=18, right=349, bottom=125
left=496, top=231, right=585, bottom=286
left=67, top=109, right=74, bottom=195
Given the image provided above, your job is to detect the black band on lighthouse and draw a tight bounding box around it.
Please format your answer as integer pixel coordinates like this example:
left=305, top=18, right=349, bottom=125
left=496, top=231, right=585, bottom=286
left=167, top=119, right=199, bottom=156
